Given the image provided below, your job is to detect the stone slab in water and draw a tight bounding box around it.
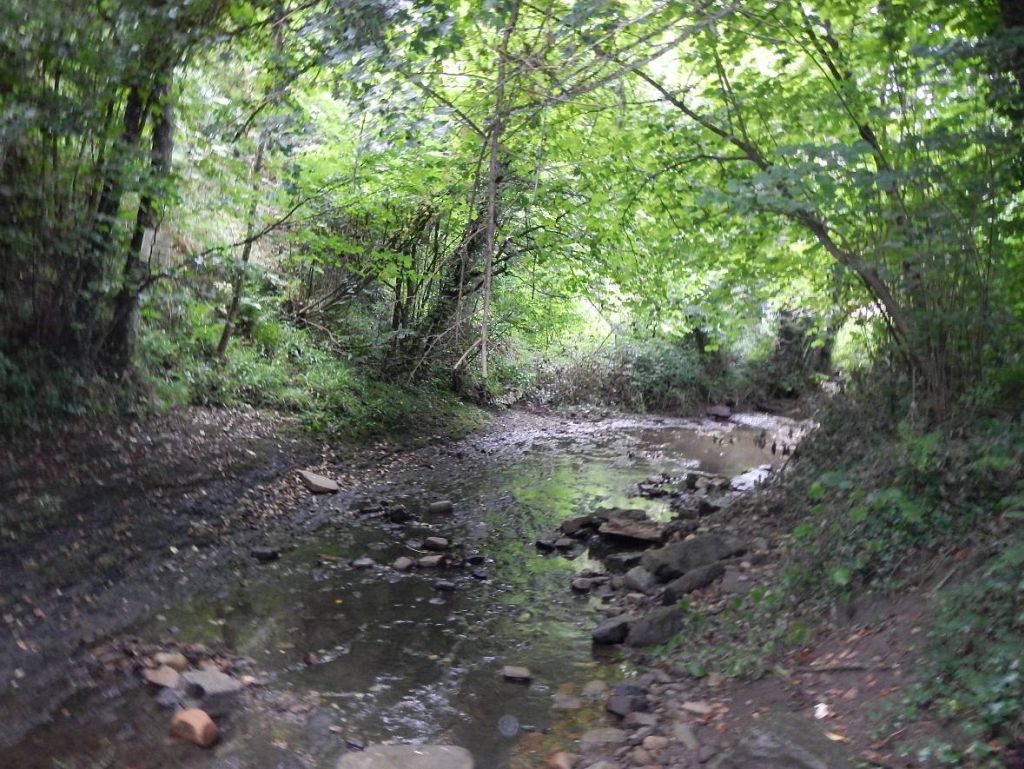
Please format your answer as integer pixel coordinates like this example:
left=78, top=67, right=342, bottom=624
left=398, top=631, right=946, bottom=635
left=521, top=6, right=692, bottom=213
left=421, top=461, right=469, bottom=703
left=710, top=713, right=853, bottom=769
left=336, top=745, right=474, bottom=769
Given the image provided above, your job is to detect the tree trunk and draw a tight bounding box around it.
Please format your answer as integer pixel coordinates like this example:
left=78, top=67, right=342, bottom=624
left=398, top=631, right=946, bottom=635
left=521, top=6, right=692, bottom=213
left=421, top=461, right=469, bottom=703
left=102, top=74, right=175, bottom=372
left=216, top=133, right=268, bottom=358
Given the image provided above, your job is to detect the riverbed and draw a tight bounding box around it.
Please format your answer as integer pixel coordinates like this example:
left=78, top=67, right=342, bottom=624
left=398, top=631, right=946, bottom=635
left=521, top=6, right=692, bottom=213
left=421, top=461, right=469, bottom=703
left=5, top=410, right=808, bottom=769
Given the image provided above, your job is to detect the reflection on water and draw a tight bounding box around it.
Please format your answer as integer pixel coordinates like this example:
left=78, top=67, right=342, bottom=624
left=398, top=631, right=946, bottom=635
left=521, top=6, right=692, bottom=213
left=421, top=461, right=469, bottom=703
left=9, top=412, right=807, bottom=769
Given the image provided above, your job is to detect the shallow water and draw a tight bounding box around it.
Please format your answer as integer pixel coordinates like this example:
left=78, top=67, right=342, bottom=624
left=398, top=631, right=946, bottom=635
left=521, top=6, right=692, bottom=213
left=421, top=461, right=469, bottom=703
left=8, top=412, right=806, bottom=769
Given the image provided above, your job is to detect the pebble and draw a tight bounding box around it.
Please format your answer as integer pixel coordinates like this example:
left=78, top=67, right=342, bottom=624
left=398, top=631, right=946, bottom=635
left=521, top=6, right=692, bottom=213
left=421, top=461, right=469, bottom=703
left=642, top=735, right=670, bottom=752
left=352, top=556, right=376, bottom=569
left=547, top=751, right=579, bottom=769
left=434, top=580, right=456, bottom=592
left=502, top=665, right=532, bottom=683
left=298, top=470, right=339, bottom=493
left=428, top=500, right=454, bottom=514
left=673, top=722, right=700, bottom=751
left=143, top=665, right=181, bottom=689
left=681, top=700, right=714, bottom=716
left=169, top=708, right=218, bottom=747
left=419, top=555, right=444, bottom=568
left=392, top=556, right=415, bottom=571
left=154, top=652, right=189, bottom=672
left=423, top=536, right=449, bottom=551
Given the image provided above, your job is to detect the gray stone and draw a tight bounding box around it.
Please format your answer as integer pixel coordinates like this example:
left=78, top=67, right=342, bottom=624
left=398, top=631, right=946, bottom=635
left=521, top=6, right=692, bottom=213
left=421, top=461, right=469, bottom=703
left=392, top=557, right=415, bottom=572
left=434, top=580, right=456, bottom=592
left=592, top=614, right=637, bottom=645
left=336, top=745, right=473, bottom=769
left=674, top=722, right=701, bottom=751
left=720, top=566, right=752, bottom=595
left=428, top=500, right=454, bottom=515
left=299, top=470, right=339, bottom=493
left=250, top=546, right=280, bottom=563
left=706, top=405, right=732, bottom=420
left=603, top=551, right=644, bottom=573
left=554, top=537, right=575, bottom=550
left=606, top=693, right=644, bottom=717
left=710, top=713, right=854, bottom=769
left=598, top=519, right=666, bottom=544
left=641, top=536, right=745, bottom=582
left=623, top=566, right=657, bottom=594
left=625, top=606, right=687, bottom=646
left=624, top=712, right=659, bottom=728
left=579, top=727, right=628, bottom=751
left=560, top=515, right=600, bottom=537
left=662, top=563, right=726, bottom=603
left=352, top=556, right=376, bottom=569
left=423, top=537, right=449, bottom=551
left=571, top=577, right=593, bottom=592
left=181, top=670, right=243, bottom=717
left=502, top=665, right=531, bottom=682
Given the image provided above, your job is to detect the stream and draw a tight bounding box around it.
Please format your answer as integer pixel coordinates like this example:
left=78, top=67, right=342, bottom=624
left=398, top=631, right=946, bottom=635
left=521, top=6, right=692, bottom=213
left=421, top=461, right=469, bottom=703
left=6, top=411, right=808, bottom=769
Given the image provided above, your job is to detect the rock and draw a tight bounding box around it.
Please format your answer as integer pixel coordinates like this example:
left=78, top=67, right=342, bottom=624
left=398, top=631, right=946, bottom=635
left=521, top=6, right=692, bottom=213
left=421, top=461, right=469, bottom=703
left=466, top=553, right=486, bottom=565
left=729, top=465, right=772, bottom=492
left=625, top=606, right=687, bottom=646
left=603, top=551, right=644, bottom=573
left=720, top=566, right=751, bottom=595
left=630, top=747, right=652, bottom=764
left=471, top=569, right=488, bottom=580
left=536, top=539, right=557, bottom=553
left=434, top=580, right=456, bottom=592
left=336, top=745, right=474, bottom=769
left=699, top=744, right=719, bottom=763
left=662, top=563, right=726, bottom=603
left=181, top=670, right=243, bottom=717
left=640, top=536, right=745, bottom=582
left=606, top=693, right=644, bottom=717
left=560, top=515, right=600, bottom=537
left=674, top=722, right=701, bottom=751
left=154, top=652, right=189, bottom=672
left=392, top=556, right=415, bottom=572
left=622, top=712, right=657, bottom=728
left=554, top=537, right=575, bottom=550
left=250, top=546, right=280, bottom=563
left=502, top=665, right=532, bottom=683
left=581, top=680, right=608, bottom=701
left=592, top=614, right=637, bottom=645
left=579, top=727, right=628, bottom=751
left=709, top=713, right=854, bottom=769
left=548, top=751, right=579, bottom=769
left=706, top=405, right=732, bottom=420
left=681, top=701, right=714, bottom=716
left=387, top=505, right=412, bottom=523
left=419, top=555, right=444, bottom=568
left=623, top=566, right=657, bottom=594
left=571, top=578, right=593, bottom=592
left=143, top=665, right=181, bottom=689
left=553, top=693, right=582, bottom=710
left=598, top=519, right=666, bottom=544
left=299, top=470, right=339, bottom=493
left=352, top=556, right=376, bottom=569
left=423, top=537, right=449, bottom=551
left=155, top=686, right=185, bottom=709
left=643, top=735, right=670, bottom=752
left=581, top=763, right=616, bottom=769
left=169, top=709, right=218, bottom=747
left=428, top=500, right=454, bottom=515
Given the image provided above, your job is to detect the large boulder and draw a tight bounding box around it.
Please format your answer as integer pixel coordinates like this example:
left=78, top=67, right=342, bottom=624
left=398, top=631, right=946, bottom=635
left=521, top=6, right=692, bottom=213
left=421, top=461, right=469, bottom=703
left=662, top=563, right=726, bottom=603
left=592, top=614, right=637, bottom=645
left=710, top=713, right=854, bottom=769
left=337, top=745, right=474, bottom=769
left=598, top=519, right=666, bottom=544
left=625, top=606, right=687, bottom=646
left=641, top=535, right=745, bottom=582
